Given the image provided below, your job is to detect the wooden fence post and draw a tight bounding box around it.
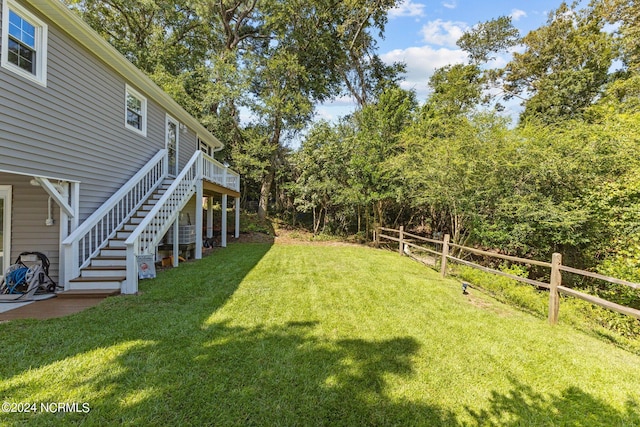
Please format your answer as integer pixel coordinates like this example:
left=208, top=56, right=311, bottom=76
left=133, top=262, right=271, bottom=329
left=375, top=227, right=380, bottom=247
left=548, top=252, right=562, bottom=325
left=398, top=226, right=404, bottom=256
left=440, top=234, right=450, bottom=278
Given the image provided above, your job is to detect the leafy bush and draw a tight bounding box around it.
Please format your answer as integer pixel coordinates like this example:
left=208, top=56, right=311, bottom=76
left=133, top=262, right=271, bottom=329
left=240, top=212, right=274, bottom=235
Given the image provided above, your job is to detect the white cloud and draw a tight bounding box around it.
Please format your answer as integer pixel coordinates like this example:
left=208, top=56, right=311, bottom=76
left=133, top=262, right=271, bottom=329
left=382, top=45, right=468, bottom=99
left=420, top=19, right=469, bottom=47
left=442, top=1, right=456, bottom=9
left=389, top=0, right=426, bottom=18
left=510, top=9, right=527, bottom=21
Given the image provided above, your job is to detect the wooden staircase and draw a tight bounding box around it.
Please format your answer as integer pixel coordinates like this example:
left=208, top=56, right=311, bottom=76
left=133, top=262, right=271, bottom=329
left=66, top=179, right=174, bottom=292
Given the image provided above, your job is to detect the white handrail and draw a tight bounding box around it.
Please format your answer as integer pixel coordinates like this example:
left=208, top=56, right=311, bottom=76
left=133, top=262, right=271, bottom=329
left=62, top=149, right=167, bottom=283
left=124, top=150, right=202, bottom=293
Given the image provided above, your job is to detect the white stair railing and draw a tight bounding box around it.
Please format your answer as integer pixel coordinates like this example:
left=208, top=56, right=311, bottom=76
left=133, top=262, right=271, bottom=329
left=62, top=150, right=167, bottom=284
left=124, top=150, right=202, bottom=294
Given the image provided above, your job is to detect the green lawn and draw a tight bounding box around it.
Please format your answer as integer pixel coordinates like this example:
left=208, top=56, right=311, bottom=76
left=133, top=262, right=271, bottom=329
left=1, top=243, right=639, bottom=426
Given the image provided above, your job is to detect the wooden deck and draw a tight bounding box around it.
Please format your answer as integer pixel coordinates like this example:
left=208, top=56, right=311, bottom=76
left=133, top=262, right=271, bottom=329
left=0, top=290, right=119, bottom=321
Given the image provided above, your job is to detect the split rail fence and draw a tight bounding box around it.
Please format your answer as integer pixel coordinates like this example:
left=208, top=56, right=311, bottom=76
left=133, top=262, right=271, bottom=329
left=376, top=226, right=640, bottom=325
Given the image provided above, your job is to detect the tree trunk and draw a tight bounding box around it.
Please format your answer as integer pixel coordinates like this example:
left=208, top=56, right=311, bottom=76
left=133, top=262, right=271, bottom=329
left=258, top=169, right=274, bottom=220
left=257, top=115, right=282, bottom=220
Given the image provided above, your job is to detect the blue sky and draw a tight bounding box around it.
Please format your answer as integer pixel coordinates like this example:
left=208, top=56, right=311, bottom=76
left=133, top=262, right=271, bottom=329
left=316, top=0, right=567, bottom=122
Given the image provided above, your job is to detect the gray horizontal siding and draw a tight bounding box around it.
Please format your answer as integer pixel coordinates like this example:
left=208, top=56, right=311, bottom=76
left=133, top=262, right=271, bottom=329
left=0, top=2, right=167, bottom=222
left=0, top=173, right=61, bottom=284
left=178, top=127, right=197, bottom=170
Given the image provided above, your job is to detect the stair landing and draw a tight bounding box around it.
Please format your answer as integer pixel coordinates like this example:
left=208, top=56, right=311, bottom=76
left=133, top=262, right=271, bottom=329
left=0, top=291, right=118, bottom=321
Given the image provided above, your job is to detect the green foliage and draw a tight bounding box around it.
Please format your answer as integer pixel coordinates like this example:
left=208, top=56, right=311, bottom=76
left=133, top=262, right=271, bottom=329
left=504, top=1, right=616, bottom=123
left=457, top=16, right=520, bottom=64
left=240, top=212, right=274, bottom=235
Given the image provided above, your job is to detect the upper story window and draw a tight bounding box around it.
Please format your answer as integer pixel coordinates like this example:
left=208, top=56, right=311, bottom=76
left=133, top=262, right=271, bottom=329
left=125, top=85, right=147, bottom=136
left=1, top=0, right=48, bottom=86
left=199, top=137, right=214, bottom=157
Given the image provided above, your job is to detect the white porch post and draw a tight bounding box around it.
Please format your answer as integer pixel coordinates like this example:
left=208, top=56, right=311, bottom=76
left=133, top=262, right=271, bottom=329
left=221, top=194, right=227, bottom=247
left=125, top=240, right=139, bottom=294
left=207, top=197, right=214, bottom=238
left=70, top=182, right=80, bottom=231
left=195, top=184, right=203, bottom=260
left=172, top=219, right=179, bottom=267
left=234, top=197, right=240, bottom=239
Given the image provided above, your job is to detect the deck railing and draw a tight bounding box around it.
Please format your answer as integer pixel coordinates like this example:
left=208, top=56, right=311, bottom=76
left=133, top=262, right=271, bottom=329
left=226, top=169, right=240, bottom=192
left=124, top=150, right=202, bottom=293
left=61, top=150, right=167, bottom=284
left=201, top=153, right=240, bottom=192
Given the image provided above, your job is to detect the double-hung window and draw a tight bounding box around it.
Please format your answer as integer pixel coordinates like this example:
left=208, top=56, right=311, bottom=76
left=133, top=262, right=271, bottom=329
left=1, top=0, right=48, bottom=85
left=125, top=85, right=147, bottom=136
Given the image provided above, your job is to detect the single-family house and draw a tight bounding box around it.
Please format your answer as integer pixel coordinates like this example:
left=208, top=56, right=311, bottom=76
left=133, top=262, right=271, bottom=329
left=0, top=0, right=241, bottom=294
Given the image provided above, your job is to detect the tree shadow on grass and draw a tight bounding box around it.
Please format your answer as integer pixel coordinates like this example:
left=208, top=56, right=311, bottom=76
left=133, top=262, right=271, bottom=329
left=4, top=320, right=459, bottom=426
left=465, top=378, right=640, bottom=426
left=0, top=242, right=457, bottom=425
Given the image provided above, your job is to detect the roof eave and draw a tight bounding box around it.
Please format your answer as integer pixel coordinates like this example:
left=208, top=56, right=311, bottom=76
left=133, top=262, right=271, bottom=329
left=28, top=0, right=223, bottom=151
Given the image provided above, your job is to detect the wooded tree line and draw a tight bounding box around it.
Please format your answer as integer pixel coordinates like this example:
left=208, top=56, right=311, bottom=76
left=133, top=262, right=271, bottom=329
left=67, top=0, right=640, bottom=280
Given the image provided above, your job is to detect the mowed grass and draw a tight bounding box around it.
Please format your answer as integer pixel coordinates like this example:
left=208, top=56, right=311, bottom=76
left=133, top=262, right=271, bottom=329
left=1, top=243, right=640, bottom=426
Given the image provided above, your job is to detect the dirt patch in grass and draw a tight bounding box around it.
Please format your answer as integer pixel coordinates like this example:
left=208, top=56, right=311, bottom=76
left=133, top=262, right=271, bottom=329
left=465, top=291, right=513, bottom=317
left=273, top=228, right=364, bottom=247
left=235, top=231, right=275, bottom=244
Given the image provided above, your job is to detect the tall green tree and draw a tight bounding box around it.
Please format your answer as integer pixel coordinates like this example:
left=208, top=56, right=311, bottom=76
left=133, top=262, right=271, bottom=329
left=457, top=16, right=520, bottom=65
left=503, top=2, right=616, bottom=123
left=350, top=86, right=417, bottom=231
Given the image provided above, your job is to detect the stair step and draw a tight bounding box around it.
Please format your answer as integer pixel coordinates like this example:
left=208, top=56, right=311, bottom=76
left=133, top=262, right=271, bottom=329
left=81, top=266, right=126, bottom=278
left=116, top=231, right=132, bottom=239
left=100, top=248, right=126, bottom=257
left=68, top=276, right=125, bottom=291
left=122, top=224, right=163, bottom=233
left=109, top=239, right=126, bottom=248
left=91, top=256, right=126, bottom=267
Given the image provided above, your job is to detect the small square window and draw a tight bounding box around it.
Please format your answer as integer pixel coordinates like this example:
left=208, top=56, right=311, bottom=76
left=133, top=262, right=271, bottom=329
left=125, top=85, right=147, bottom=136
left=1, top=0, right=48, bottom=86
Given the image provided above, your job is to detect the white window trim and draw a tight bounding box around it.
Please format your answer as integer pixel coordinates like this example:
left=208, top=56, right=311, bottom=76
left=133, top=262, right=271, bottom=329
left=198, top=136, right=215, bottom=158
left=125, top=84, right=147, bottom=136
left=166, top=115, right=180, bottom=176
left=0, top=185, right=12, bottom=278
left=1, top=0, right=48, bottom=86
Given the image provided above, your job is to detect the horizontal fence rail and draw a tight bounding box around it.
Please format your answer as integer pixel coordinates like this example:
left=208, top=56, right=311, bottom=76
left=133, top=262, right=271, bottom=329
left=377, top=226, right=640, bottom=324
